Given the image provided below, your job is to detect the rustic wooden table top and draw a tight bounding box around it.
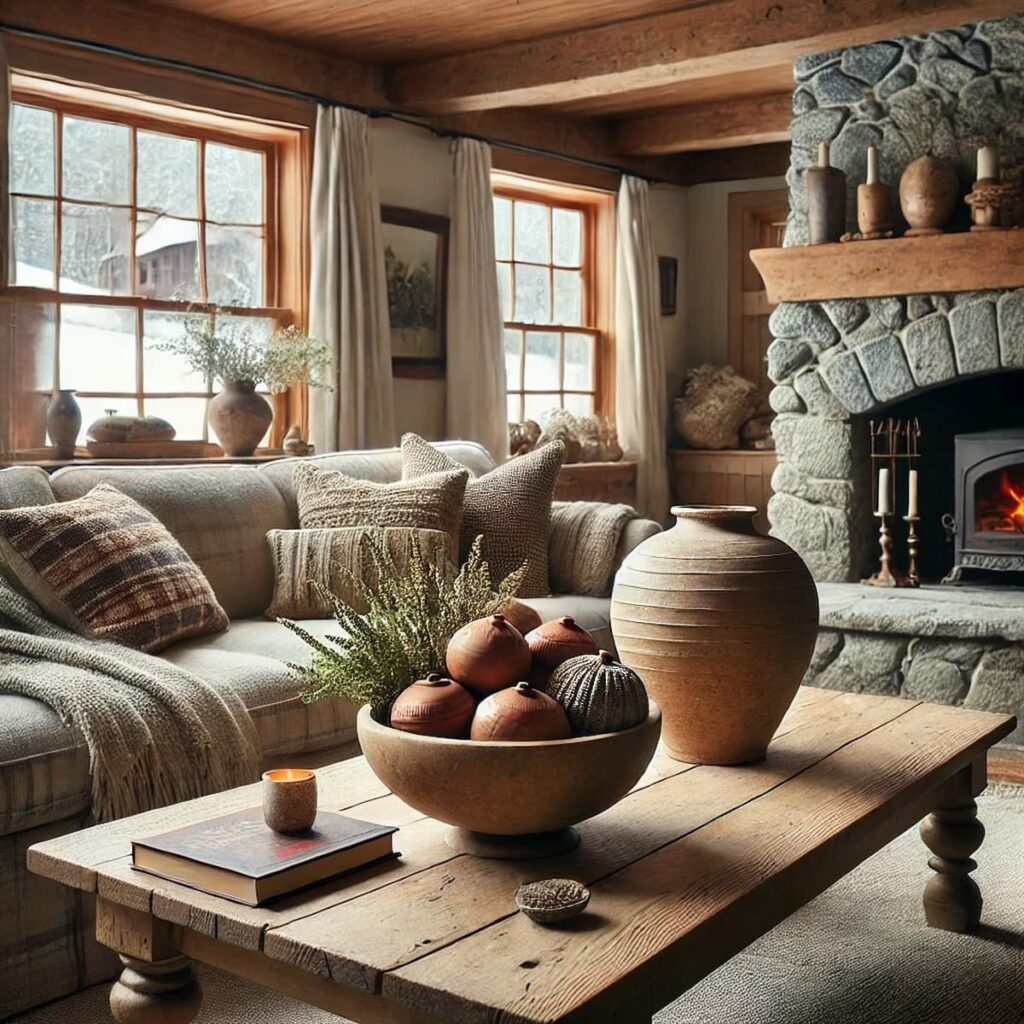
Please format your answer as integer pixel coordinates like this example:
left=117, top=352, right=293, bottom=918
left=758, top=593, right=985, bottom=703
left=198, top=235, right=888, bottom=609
left=29, top=688, right=1016, bottom=1024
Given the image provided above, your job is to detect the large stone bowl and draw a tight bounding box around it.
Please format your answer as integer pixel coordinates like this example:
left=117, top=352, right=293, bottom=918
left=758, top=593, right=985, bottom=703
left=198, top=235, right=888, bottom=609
left=356, top=703, right=661, bottom=859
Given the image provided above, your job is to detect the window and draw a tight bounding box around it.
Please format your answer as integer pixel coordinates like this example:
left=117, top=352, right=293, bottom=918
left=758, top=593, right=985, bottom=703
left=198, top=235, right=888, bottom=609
left=8, top=77, right=298, bottom=445
left=493, top=177, right=612, bottom=424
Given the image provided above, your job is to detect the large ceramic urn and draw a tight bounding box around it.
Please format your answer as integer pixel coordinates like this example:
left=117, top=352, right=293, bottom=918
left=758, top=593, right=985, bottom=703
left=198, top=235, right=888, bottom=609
left=610, top=505, right=818, bottom=766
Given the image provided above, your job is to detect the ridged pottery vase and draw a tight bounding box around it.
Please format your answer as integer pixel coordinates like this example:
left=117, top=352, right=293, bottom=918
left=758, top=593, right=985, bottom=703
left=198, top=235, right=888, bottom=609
left=208, top=381, right=273, bottom=457
left=610, top=505, right=818, bottom=766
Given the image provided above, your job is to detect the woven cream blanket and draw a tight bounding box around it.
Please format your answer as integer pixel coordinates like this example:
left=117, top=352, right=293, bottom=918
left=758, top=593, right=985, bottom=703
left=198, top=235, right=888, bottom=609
left=0, top=577, right=260, bottom=823
left=549, top=501, right=638, bottom=596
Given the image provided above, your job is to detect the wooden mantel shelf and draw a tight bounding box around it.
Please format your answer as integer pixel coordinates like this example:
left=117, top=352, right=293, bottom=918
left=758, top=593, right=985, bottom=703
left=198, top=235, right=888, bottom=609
left=751, top=229, right=1024, bottom=303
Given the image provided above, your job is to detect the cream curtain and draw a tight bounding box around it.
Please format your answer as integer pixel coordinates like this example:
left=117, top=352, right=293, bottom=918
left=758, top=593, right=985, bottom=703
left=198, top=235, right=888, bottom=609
left=1, top=39, right=11, bottom=287
left=615, top=175, right=670, bottom=522
left=308, top=105, right=395, bottom=453
left=445, top=138, right=507, bottom=462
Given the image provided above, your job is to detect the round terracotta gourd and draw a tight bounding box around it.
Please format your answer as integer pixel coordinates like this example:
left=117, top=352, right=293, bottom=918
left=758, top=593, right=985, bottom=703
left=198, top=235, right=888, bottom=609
left=446, top=613, right=531, bottom=693
left=611, top=505, right=818, bottom=766
left=549, top=650, right=649, bottom=736
left=525, top=616, right=599, bottom=671
left=470, top=682, right=572, bottom=742
left=389, top=673, right=476, bottom=738
left=495, top=598, right=543, bottom=637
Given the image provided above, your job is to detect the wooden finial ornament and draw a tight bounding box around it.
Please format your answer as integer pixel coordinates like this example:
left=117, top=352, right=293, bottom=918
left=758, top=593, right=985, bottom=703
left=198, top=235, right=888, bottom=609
left=842, top=145, right=893, bottom=242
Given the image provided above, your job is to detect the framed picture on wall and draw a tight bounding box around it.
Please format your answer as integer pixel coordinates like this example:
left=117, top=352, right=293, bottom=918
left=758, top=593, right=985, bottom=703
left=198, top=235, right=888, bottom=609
left=381, top=205, right=449, bottom=379
left=658, top=256, right=678, bottom=316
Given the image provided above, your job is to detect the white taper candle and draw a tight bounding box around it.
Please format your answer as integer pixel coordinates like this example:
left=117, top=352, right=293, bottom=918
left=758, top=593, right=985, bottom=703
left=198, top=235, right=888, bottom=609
left=908, top=469, right=919, bottom=519
left=866, top=146, right=878, bottom=185
left=977, top=145, right=998, bottom=182
left=877, top=467, right=892, bottom=516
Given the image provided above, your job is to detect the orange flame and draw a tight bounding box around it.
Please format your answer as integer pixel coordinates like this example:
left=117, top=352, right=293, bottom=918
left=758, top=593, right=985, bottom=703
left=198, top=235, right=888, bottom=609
left=984, top=471, right=1024, bottom=533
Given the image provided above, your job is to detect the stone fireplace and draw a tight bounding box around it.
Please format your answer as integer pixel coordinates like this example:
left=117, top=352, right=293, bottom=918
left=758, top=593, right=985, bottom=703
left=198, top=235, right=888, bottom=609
left=764, top=15, right=1024, bottom=745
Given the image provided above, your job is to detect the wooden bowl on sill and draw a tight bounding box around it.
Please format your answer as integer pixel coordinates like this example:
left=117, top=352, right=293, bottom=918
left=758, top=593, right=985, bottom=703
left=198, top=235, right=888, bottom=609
left=356, top=703, right=661, bottom=859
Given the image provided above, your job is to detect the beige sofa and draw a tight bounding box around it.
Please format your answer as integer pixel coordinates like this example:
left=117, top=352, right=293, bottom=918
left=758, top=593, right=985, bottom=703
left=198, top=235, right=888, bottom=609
left=0, top=441, right=659, bottom=1018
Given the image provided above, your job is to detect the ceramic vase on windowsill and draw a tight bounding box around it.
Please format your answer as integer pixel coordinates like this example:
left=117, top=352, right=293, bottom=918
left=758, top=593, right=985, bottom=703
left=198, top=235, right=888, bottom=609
left=46, top=389, right=82, bottom=460
left=208, top=381, right=273, bottom=457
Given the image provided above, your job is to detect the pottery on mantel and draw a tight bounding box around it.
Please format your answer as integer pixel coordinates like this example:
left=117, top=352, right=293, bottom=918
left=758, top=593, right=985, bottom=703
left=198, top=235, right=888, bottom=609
left=610, top=504, right=819, bottom=766
left=899, top=155, right=960, bottom=236
left=46, top=389, right=82, bottom=459
left=208, top=381, right=273, bottom=457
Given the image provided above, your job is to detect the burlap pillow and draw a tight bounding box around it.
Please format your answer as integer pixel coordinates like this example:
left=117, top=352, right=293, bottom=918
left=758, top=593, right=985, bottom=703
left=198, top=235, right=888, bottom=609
left=265, top=526, right=452, bottom=619
left=0, top=483, right=228, bottom=652
left=400, top=433, right=565, bottom=598
left=293, top=463, right=468, bottom=561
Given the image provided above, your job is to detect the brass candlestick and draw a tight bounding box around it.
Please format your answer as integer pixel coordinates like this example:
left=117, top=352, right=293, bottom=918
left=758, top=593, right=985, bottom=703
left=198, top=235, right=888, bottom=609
left=904, top=515, right=921, bottom=587
left=865, top=513, right=910, bottom=588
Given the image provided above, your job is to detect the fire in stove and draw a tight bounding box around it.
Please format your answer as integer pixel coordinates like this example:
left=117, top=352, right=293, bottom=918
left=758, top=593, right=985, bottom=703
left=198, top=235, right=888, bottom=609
left=975, top=467, right=1024, bottom=533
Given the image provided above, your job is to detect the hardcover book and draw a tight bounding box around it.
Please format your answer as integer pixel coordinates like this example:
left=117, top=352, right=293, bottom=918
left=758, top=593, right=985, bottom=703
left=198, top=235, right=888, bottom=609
left=131, top=809, right=398, bottom=906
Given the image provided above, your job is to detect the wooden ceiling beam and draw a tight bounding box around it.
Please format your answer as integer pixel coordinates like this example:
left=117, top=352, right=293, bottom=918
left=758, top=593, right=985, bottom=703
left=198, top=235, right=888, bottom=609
left=615, top=93, right=792, bottom=155
left=676, top=142, right=792, bottom=186
left=387, top=0, right=1023, bottom=113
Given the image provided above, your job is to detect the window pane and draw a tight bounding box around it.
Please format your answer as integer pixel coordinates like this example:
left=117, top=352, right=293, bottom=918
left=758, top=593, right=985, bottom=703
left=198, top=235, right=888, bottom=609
left=563, top=392, right=594, bottom=416
left=11, top=104, right=55, bottom=195
left=514, top=202, right=549, bottom=263
left=59, top=304, right=136, bottom=393
left=504, top=328, right=522, bottom=389
left=553, top=269, right=582, bottom=325
left=205, top=144, right=263, bottom=224
left=524, top=331, right=560, bottom=390
left=73, top=395, right=140, bottom=444
left=524, top=393, right=560, bottom=422
left=144, top=397, right=209, bottom=441
left=61, top=203, right=131, bottom=294
left=496, top=263, right=511, bottom=321
left=12, top=197, right=55, bottom=288
left=513, top=264, right=549, bottom=323
left=143, top=311, right=210, bottom=392
left=207, top=225, right=263, bottom=306
left=137, top=131, right=198, bottom=218
left=62, top=116, right=130, bottom=204
left=552, top=208, right=582, bottom=267
left=507, top=393, right=521, bottom=424
left=564, top=333, right=594, bottom=391
left=493, top=197, right=511, bottom=260
left=136, top=213, right=200, bottom=300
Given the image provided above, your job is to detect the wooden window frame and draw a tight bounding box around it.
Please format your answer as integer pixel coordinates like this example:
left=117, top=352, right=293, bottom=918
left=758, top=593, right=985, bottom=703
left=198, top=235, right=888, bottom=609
left=6, top=66, right=310, bottom=449
left=492, top=171, right=615, bottom=423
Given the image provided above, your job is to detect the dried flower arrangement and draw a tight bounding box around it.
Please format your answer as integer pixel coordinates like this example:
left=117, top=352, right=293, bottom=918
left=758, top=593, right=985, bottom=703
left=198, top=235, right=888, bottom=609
left=279, top=532, right=526, bottom=721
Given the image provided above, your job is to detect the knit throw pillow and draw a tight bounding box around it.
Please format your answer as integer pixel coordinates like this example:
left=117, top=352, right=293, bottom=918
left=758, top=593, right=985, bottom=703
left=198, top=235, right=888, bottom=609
left=400, top=433, right=565, bottom=598
left=293, top=462, right=468, bottom=561
left=265, top=526, right=452, bottom=619
left=0, top=484, right=228, bottom=652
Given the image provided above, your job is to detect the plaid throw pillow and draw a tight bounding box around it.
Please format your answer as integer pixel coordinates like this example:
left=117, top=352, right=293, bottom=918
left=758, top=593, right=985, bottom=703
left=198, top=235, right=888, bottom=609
left=401, top=433, right=565, bottom=598
left=0, top=483, right=228, bottom=652
left=293, top=463, right=468, bottom=561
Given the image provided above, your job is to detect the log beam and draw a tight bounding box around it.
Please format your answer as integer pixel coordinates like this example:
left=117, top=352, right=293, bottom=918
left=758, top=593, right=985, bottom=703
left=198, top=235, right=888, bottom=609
left=615, top=93, right=792, bottom=155
left=387, top=0, right=1023, bottom=113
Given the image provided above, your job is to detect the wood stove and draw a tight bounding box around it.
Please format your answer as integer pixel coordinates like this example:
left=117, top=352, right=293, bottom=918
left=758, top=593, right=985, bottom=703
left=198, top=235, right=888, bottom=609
left=945, top=428, right=1024, bottom=582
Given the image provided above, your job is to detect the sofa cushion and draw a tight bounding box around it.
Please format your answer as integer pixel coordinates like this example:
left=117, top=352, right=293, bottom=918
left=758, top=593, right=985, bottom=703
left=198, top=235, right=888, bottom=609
left=49, top=465, right=291, bottom=619
left=260, top=441, right=496, bottom=521
left=294, top=463, right=468, bottom=560
left=401, top=433, right=564, bottom=598
left=0, top=484, right=229, bottom=652
left=0, top=467, right=55, bottom=510
left=265, top=526, right=451, bottom=618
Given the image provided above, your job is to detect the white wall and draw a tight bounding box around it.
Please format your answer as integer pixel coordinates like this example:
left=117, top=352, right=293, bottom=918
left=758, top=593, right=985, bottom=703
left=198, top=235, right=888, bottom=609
left=683, top=175, right=786, bottom=373
left=649, top=183, right=689, bottom=402
left=372, top=119, right=452, bottom=440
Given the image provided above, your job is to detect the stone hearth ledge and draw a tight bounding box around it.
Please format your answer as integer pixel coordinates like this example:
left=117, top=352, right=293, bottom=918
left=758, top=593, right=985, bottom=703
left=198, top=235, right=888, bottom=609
left=806, top=583, right=1024, bottom=747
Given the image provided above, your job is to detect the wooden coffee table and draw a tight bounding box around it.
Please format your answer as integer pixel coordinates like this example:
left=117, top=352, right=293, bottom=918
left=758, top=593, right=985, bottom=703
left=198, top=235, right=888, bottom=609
left=29, top=688, right=1016, bottom=1024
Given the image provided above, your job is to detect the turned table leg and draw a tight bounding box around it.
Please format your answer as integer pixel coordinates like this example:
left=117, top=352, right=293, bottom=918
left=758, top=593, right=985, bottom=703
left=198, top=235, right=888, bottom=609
left=109, top=954, right=203, bottom=1024
left=920, top=768, right=986, bottom=933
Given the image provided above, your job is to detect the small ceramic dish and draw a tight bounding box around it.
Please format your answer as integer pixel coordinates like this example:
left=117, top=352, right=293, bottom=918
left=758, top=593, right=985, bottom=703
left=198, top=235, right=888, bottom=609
left=515, top=878, right=591, bottom=924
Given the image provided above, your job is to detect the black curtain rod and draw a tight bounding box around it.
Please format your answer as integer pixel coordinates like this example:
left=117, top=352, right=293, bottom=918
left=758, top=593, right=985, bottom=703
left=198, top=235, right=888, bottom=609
left=0, top=22, right=658, bottom=183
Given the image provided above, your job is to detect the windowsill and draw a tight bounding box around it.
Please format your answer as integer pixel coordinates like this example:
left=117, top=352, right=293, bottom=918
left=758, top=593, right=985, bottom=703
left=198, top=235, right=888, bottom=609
left=1, top=448, right=287, bottom=470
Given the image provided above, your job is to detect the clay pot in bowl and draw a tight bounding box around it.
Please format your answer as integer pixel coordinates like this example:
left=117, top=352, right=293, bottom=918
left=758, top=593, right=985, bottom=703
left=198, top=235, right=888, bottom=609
left=446, top=613, right=531, bottom=693
left=356, top=702, right=661, bottom=859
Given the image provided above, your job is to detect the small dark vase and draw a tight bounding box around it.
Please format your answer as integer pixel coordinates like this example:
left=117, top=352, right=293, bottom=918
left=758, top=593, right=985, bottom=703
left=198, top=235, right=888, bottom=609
left=46, top=389, right=82, bottom=459
left=208, top=381, right=273, bottom=457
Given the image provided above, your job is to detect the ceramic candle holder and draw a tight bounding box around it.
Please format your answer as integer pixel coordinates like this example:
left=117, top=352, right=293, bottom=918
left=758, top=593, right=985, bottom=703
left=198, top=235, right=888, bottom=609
left=262, top=768, right=317, bottom=834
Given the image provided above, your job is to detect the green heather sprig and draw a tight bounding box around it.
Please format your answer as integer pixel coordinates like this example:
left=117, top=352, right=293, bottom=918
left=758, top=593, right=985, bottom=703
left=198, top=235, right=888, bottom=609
left=279, top=532, right=527, bottom=721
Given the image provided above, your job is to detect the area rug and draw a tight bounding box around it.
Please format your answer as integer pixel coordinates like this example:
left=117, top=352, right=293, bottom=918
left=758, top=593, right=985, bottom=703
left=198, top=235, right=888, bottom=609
left=14, top=786, right=1024, bottom=1024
